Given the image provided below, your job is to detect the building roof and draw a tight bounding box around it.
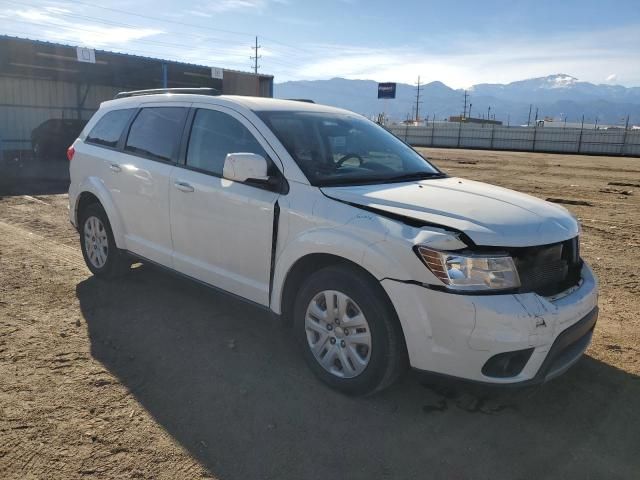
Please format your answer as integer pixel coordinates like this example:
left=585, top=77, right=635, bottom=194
left=0, top=35, right=272, bottom=92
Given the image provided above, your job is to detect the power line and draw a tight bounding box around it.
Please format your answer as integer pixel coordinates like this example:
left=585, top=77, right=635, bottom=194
left=6, top=18, right=251, bottom=61
left=36, top=0, right=261, bottom=40
left=4, top=0, right=318, bottom=62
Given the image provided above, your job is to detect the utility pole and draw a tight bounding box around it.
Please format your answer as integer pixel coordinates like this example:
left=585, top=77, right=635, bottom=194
left=534, top=107, right=539, bottom=124
left=250, top=36, right=261, bottom=74
left=487, top=106, right=491, bottom=123
left=462, top=90, right=469, bottom=117
left=414, top=76, right=423, bottom=123
left=527, top=104, right=532, bottom=127
left=468, top=103, right=473, bottom=118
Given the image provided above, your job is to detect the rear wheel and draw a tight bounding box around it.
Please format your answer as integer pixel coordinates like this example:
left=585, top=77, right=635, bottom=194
left=293, top=265, right=407, bottom=395
left=79, top=203, right=130, bottom=279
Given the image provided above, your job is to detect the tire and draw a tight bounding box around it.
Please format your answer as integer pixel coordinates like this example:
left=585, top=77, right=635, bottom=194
left=79, top=203, right=130, bottom=279
left=293, top=264, right=408, bottom=395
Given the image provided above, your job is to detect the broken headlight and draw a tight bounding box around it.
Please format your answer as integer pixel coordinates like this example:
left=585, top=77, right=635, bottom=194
left=415, top=246, right=521, bottom=292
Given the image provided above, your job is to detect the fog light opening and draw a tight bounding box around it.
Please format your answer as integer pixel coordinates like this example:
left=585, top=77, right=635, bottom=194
left=482, top=348, right=535, bottom=378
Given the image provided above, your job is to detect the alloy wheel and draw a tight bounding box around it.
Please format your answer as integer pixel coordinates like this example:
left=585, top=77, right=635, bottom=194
left=83, top=216, right=109, bottom=269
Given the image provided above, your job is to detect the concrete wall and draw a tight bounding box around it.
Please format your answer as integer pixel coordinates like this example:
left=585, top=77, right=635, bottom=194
left=389, top=123, right=640, bottom=157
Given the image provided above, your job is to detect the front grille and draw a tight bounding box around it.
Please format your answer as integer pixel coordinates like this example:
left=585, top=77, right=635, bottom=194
left=512, top=237, right=581, bottom=296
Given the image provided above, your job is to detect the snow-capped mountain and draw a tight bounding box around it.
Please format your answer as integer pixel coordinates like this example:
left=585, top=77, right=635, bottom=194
left=274, top=74, right=640, bottom=125
left=470, top=74, right=640, bottom=104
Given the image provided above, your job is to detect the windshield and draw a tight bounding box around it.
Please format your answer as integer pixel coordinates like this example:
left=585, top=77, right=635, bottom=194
left=257, top=111, right=443, bottom=186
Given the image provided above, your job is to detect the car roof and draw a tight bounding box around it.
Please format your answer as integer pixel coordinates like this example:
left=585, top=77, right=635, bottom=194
left=100, top=94, right=356, bottom=116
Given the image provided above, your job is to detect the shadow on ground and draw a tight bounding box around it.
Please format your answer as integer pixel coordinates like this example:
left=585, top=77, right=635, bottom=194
left=0, top=155, right=69, bottom=196
left=76, top=264, right=640, bottom=480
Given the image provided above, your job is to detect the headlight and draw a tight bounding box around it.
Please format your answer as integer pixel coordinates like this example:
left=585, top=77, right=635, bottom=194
left=415, top=246, right=521, bottom=292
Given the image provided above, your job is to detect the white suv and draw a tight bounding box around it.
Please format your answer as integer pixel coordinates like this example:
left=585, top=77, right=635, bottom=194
left=68, top=89, right=598, bottom=395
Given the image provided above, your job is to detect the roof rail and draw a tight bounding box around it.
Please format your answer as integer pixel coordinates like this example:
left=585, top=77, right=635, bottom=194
left=114, top=87, right=221, bottom=99
left=286, top=98, right=315, bottom=103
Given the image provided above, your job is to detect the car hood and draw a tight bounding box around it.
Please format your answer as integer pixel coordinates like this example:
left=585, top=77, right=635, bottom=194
left=321, top=177, right=578, bottom=247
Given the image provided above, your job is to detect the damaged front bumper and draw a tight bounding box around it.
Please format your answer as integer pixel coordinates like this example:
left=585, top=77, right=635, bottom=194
left=381, top=263, right=598, bottom=384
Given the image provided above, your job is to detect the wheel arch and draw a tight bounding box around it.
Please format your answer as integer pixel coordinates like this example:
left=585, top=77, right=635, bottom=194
left=278, top=253, right=399, bottom=329
left=74, top=178, right=126, bottom=248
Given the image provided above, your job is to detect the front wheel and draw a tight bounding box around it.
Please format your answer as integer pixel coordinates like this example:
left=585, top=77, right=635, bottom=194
left=293, top=265, right=407, bottom=395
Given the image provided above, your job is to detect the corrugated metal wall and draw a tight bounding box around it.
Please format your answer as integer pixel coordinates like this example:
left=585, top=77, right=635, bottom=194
left=0, top=76, right=119, bottom=150
left=0, top=72, right=276, bottom=153
left=222, top=71, right=272, bottom=97
left=389, top=124, right=640, bottom=157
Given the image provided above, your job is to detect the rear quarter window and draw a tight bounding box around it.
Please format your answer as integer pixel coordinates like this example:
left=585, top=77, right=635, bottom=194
left=86, top=109, right=135, bottom=148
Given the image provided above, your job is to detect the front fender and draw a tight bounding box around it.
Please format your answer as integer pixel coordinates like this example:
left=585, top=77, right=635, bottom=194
left=269, top=225, right=412, bottom=314
left=75, top=177, right=126, bottom=249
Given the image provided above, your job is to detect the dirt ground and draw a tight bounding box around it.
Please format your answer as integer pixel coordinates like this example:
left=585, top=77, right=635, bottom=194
left=1, top=148, right=639, bottom=479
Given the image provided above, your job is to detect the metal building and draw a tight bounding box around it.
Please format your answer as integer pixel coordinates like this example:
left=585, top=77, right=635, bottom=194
left=0, top=35, right=274, bottom=155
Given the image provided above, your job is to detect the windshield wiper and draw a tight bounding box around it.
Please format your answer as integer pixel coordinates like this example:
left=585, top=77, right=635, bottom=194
left=385, top=172, right=445, bottom=182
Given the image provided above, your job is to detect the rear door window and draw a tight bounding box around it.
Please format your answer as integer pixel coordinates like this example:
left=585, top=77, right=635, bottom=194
left=125, top=107, right=188, bottom=162
left=86, top=109, right=135, bottom=148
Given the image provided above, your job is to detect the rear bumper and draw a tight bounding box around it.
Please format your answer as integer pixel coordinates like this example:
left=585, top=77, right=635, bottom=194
left=381, top=263, right=598, bottom=384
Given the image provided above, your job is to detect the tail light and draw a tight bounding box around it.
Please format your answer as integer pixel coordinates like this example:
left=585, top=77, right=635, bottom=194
left=67, top=145, right=75, bottom=161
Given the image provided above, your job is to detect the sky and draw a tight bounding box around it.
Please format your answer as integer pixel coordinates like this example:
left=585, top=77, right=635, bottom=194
left=0, top=0, right=639, bottom=88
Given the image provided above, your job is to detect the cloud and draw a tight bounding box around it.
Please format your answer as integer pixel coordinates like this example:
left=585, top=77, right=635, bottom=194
left=194, top=0, right=287, bottom=14
left=2, top=7, right=163, bottom=48
left=271, top=25, right=640, bottom=88
left=46, top=25, right=164, bottom=48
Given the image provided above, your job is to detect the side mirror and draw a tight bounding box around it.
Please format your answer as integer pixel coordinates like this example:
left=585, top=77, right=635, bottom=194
left=222, top=152, right=269, bottom=183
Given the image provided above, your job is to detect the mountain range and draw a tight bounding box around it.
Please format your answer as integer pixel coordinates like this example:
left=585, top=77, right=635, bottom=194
left=274, top=74, right=640, bottom=126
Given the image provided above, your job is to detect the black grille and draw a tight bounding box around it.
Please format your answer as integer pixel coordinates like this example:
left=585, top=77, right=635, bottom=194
left=512, top=237, right=581, bottom=296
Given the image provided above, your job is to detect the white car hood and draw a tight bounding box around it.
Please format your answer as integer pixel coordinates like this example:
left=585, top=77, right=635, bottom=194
left=321, top=177, right=578, bottom=247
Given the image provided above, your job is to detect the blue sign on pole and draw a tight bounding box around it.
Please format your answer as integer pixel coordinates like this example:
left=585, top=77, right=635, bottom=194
left=378, top=82, right=396, bottom=99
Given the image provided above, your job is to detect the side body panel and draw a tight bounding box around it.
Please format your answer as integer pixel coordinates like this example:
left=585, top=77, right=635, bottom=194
left=109, top=151, right=175, bottom=266
left=169, top=170, right=278, bottom=305
left=169, top=103, right=282, bottom=306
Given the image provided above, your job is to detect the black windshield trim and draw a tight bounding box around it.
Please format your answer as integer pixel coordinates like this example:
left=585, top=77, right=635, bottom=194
left=314, top=171, right=448, bottom=187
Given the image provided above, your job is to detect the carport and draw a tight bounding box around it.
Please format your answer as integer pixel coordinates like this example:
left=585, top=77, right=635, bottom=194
left=0, top=35, right=273, bottom=157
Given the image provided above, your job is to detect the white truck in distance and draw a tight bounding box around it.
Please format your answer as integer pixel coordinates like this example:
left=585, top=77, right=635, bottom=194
left=68, top=90, right=598, bottom=395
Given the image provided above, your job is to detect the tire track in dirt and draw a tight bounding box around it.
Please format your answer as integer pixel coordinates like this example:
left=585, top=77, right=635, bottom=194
left=0, top=220, right=87, bottom=272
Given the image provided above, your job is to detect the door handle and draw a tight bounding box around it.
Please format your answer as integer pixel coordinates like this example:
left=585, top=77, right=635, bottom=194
left=174, top=181, right=195, bottom=193
left=109, top=163, right=122, bottom=173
